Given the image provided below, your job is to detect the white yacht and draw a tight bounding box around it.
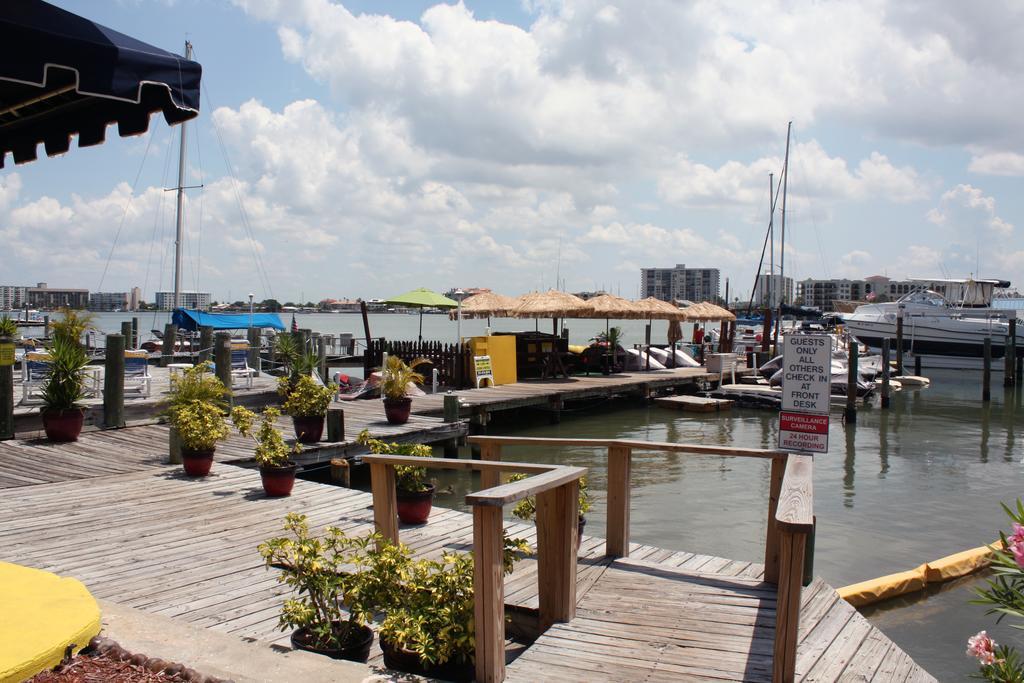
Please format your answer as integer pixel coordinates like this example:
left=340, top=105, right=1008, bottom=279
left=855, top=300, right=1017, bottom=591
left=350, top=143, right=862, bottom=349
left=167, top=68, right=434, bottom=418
left=840, top=289, right=1021, bottom=370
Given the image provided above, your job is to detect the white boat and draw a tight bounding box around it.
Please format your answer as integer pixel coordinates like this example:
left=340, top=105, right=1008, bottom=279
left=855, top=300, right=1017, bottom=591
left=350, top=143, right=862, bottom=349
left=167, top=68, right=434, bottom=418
left=840, top=289, right=1021, bottom=370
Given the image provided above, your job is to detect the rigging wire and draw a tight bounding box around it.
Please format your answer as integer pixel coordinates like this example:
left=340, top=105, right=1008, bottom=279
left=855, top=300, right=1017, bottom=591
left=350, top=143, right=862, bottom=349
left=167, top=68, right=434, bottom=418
left=96, top=126, right=157, bottom=293
left=790, top=128, right=829, bottom=281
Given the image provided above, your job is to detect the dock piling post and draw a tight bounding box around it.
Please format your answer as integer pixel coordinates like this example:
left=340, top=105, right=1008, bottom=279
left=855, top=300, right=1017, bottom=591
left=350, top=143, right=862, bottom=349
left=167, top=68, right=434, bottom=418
left=214, top=332, right=232, bottom=395
left=326, top=407, right=345, bottom=442
left=120, top=321, right=132, bottom=347
left=160, top=323, right=177, bottom=367
left=131, top=317, right=139, bottom=349
left=317, top=335, right=327, bottom=380
left=443, top=394, right=460, bottom=458
left=198, top=326, right=213, bottom=364
left=44, top=315, right=50, bottom=339
left=103, top=333, right=125, bottom=429
left=1005, top=320, right=1017, bottom=387
left=247, top=327, right=261, bottom=376
left=330, top=458, right=350, bottom=487
left=168, top=426, right=181, bottom=464
left=0, top=334, right=13, bottom=440
left=895, top=311, right=904, bottom=376
left=644, top=324, right=651, bottom=372
left=881, top=338, right=891, bottom=409
left=983, top=337, right=992, bottom=402
left=845, top=341, right=858, bottom=424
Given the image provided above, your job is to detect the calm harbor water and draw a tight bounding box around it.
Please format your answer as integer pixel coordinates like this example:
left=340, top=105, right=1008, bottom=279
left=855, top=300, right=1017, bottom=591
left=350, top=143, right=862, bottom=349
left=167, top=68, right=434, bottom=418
left=40, top=312, right=1024, bottom=675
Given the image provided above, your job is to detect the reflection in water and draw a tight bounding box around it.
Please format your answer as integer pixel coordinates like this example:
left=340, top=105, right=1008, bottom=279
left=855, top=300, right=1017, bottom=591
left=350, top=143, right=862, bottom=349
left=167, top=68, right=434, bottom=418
left=843, top=425, right=856, bottom=508
left=981, top=403, right=990, bottom=463
left=878, top=411, right=890, bottom=476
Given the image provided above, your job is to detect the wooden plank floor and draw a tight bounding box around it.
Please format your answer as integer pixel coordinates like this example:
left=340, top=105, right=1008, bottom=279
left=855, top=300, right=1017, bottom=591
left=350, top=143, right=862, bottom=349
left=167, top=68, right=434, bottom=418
left=0, top=402, right=465, bottom=489
left=0, top=464, right=934, bottom=681
left=409, top=367, right=721, bottom=416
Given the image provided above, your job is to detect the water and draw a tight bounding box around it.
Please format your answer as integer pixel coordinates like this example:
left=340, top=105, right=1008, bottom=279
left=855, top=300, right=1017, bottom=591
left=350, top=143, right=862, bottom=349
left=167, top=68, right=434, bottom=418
left=420, top=371, right=1023, bottom=677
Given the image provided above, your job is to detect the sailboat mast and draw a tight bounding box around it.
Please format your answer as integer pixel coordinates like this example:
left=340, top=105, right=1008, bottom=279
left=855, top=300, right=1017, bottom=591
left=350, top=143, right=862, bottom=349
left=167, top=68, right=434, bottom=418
left=779, top=121, right=791, bottom=309
left=769, top=172, right=774, bottom=309
left=173, top=41, right=193, bottom=311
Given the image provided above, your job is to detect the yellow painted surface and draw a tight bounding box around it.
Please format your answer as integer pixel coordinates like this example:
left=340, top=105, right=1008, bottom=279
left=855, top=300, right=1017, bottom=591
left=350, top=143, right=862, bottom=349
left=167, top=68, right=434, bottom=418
left=470, top=336, right=517, bottom=386
left=837, top=544, right=996, bottom=607
left=0, top=562, right=101, bottom=683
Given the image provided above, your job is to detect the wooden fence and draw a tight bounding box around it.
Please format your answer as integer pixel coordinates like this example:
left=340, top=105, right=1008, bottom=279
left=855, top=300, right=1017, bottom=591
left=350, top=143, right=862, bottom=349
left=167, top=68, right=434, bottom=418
left=365, top=338, right=472, bottom=388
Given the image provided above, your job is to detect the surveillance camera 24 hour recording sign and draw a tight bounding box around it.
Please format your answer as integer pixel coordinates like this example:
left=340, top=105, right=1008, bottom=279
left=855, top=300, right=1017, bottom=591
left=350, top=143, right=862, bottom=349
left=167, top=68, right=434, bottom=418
left=778, top=334, right=831, bottom=454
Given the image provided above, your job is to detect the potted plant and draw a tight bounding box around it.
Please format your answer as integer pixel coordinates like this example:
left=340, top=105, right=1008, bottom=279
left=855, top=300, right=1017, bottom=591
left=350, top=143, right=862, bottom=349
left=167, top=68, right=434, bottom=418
left=591, top=326, right=624, bottom=374
left=39, top=335, right=90, bottom=441
left=232, top=406, right=302, bottom=497
left=162, top=365, right=231, bottom=476
left=259, top=513, right=399, bottom=663
left=509, top=473, right=592, bottom=546
left=358, top=430, right=435, bottom=524
left=278, top=375, right=335, bottom=443
left=378, top=536, right=530, bottom=680
left=380, top=355, right=428, bottom=425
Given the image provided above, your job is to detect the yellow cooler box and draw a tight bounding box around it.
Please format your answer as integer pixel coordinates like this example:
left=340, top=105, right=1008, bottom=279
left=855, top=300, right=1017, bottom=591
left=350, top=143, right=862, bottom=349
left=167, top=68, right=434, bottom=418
left=469, top=335, right=517, bottom=386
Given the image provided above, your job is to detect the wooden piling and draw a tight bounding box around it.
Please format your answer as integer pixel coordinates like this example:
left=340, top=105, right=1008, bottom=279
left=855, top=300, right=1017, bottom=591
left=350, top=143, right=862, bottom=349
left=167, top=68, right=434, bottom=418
left=1005, top=319, right=1017, bottom=387
left=644, top=323, right=651, bottom=371
left=330, top=458, right=350, bottom=487
left=443, top=394, right=460, bottom=457
left=895, top=313, right=904, bottom=376
left=326, top=407, right=344, bottom=442
left=120, top=321, right=132, bottom=346
left=198, top=326, right=213, bottom=364
left=44, top=315, right=50, bottom=339
left=131, top=317, right=139, bottom=349
left=983, top=337, right=991, bottom=402
left=761, top=307, right=772, bottom=354
left=168, top=426, right=181, bottom=464
left=317, top=335, right=327, bottom=380
left=845, top=341, right=858, bottom=424
left=0, top=335, right=13, bottom=440
left=880, top=338, right=891, bottom=409
left=246, top=327, right=261, bottom=376
left=160, top=323, right=177, bottom=367
left=214, top=331, right=233, bottom=393
left=103, top=333, right=125, bottom=429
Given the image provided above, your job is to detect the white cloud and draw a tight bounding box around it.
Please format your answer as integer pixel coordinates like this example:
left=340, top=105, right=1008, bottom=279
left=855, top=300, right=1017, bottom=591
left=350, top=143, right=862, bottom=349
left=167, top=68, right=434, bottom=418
left=968, top=152, right=1024, bottom=176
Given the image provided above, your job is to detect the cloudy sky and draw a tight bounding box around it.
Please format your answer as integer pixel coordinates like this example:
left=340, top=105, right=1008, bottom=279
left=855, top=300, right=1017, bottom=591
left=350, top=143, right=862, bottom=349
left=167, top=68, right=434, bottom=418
left=4, top=0, right=1023, bottom=303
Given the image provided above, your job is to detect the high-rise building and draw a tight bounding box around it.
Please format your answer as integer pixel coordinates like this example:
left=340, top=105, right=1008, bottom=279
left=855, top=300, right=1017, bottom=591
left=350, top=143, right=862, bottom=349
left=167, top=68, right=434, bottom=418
left=129, top=287, right=143, bottom=311
left=89, top=292, right=129, bottom=311
left=155, top=291, right=211, bottom=311
left=0, top=285, right=28, bottom=310
left=797, top=279, right=868, bottom=310
left=27, top=282, right=89, bottom=309
left=752, top=274, right=794, bottom=307
left=640, top=264, right=721, bottom=303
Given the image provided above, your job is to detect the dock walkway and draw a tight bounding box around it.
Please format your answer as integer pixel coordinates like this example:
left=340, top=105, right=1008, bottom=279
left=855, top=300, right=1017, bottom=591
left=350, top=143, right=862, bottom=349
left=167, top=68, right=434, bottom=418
left=0, top=455, right=934, bottom=681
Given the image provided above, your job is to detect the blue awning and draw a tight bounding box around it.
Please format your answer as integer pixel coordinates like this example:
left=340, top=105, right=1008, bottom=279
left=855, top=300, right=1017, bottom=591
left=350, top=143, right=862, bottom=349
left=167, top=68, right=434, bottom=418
left=172, top=309, right=285, bottom=332
left=0, top=0, right=202, bottom=167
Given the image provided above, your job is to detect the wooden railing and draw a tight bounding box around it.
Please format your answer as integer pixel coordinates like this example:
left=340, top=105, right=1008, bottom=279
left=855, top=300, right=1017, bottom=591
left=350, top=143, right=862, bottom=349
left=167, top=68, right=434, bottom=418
left=362, top=454, right=587, bottom=683
left=465, top=435, right=815, bottom=683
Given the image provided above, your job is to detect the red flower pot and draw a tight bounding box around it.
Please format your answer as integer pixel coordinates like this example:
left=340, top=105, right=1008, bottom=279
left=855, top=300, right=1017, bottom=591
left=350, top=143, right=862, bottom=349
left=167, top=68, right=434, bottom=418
left=291, top=415, right=324, bottom=443
left=181, top=448, right=214, bottom=477
left=41, top=408, right=85, bottom=442
left=397, top=484, right=434, bottom=524
left=383, top=397, right=412, bottom=425
left=260, top=462, right=298, bottom=497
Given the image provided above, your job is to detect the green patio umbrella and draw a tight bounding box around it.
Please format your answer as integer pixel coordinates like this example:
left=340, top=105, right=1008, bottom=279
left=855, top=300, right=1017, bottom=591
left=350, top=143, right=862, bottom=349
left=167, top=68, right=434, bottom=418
left=385, top=288, right=459, bottom=342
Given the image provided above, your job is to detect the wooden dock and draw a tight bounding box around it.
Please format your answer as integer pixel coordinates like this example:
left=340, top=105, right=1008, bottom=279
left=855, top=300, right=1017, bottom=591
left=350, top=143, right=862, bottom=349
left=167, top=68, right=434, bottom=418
left=0, top=453, right=934, bottom=681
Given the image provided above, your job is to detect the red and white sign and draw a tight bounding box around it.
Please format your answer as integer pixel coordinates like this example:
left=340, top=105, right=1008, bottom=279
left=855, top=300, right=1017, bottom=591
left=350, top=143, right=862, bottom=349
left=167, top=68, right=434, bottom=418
left=778, top=410, right=829, bottom=453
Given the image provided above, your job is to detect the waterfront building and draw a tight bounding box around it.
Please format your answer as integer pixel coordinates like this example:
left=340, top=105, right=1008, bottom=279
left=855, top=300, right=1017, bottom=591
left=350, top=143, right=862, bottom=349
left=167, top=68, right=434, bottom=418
left=797, top=278, right=868, bottom=311
left=129, top=286, right=142, bottom=311
left=27, top=282, right=89, bottom=309
left=640, top=264, right=720, bottom=303
left=0, top=285, right=28, bottom=310
left=88, top=291, right=129, bottom=311
left=318, top=298, right=362, bottom=312
left=154, top=290, right=211, bottom=311
left=751, top=274, right=794, bottom=307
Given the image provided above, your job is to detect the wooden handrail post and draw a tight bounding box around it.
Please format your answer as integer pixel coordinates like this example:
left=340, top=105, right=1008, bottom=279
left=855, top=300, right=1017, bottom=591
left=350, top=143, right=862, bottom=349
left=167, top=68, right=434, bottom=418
left=536, top=480, right=578, bottom=631
left=473, top=505, right=505, bottom=683
left=369, top=463, right=399, bottom=549
left=773, top=528, right=808, bottom=683
left=606, top=445, right=631, bottom=558
left=763, top=456, right=785, bottom=584
left=479, top=441, right=502, bottom=490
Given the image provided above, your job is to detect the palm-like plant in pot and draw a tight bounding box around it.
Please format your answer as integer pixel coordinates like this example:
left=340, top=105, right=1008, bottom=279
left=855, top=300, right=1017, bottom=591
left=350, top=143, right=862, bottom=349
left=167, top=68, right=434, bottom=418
left=259, top=513, right=404, bottom=663
left=232, top=406, right=303, bottom=497
left=380, top=355, right=428, bottom=425
left=163, top=365, right=231, bottom=476
left=278, top=375, right=335, bottom=443
left=39, top=335, right=90, bottom=441
left=357, top=429, right=435, bottom=524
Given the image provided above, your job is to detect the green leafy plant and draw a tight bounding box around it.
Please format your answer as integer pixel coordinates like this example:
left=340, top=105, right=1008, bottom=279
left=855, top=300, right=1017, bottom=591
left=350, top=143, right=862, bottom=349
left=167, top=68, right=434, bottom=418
left=0, top=316, right=17, bottom=337
left=40, top=335, right=89, bottom=412
left=162, top=365, right=230, bottom=420
left=232, top=406, right=302, bottom=467
left=380, top=535, right=531, bottom=667
left=49, top=307, right=93, bottom=345
left=357, top=429, right=433, bottom=493
left=271, top=334, right=318, bottom=384
left=966, top=500, right=1024, bottom=681
left=380, top=355, right=428, bottom=400
left=279, top=375, right=335, bottom=418
left=259, top=513, right=401, bottom=649
left=508, top=473, right=591, bottom=521
left=169, top=399, right=230, bottom=452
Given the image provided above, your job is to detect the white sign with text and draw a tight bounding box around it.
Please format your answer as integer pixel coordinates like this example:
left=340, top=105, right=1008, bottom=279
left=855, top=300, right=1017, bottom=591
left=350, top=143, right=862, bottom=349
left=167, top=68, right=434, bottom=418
left=781, top=334, right=832, bottom=414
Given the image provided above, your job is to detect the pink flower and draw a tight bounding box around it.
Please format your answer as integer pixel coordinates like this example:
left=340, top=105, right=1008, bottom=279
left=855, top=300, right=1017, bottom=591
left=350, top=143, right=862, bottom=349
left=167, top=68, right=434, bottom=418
left=1008, top=523, right=1024, bottom=569
left=967, top=631, right=999, bottom=666
left=1009, top=523, right=1024, bottom=547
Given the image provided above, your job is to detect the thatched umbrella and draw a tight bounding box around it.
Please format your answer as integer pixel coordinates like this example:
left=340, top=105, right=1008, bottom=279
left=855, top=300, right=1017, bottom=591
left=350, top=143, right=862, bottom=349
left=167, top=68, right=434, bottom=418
left=635, top=297, right=688, bottom=320
left=586, top=293, right=646, bottom=372
left=513, top=290, right=592, bottom=319
left=682, top=302, right=736, bottom=322
left=447, top=292, right=519, bottom=321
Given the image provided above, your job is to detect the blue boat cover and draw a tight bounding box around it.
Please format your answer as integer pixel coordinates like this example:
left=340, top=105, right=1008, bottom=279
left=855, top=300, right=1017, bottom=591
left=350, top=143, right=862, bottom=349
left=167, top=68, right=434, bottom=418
left=172, top=309, right=285, bottom=332
left=0, top=0, right=202, bottom=167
